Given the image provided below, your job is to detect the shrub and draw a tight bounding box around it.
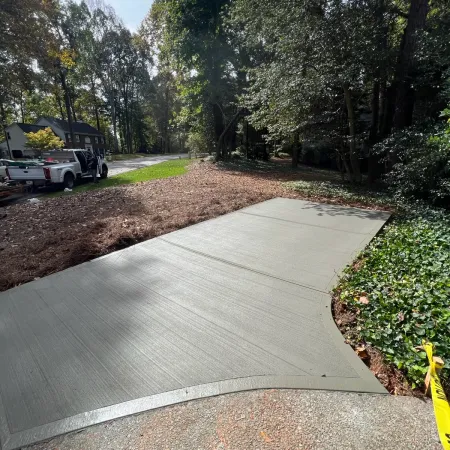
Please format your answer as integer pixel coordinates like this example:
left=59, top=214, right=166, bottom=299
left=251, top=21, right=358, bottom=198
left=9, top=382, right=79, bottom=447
left=376, top=121, right=450, bottom=207
left=187, top=132, right=210, bottom=155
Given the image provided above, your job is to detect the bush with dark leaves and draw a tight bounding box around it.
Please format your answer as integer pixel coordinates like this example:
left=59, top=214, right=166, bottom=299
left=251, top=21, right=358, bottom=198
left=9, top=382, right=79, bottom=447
left=375, top=119, right=450, bottom=207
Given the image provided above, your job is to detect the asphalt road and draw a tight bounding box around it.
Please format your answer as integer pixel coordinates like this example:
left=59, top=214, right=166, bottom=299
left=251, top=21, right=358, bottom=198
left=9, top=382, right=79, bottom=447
left=107, top=154, right=188, bottom=176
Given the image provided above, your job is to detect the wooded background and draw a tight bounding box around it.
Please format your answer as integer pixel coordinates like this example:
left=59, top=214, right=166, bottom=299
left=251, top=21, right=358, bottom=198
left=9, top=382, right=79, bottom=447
left=1, top=0, right=449, bottom=197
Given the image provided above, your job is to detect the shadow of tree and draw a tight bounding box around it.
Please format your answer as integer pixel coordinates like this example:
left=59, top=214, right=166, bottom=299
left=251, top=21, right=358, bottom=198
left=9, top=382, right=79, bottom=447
left=216, top=159, right=342, bottom=183
left=302, top=201, right=391, bottom=221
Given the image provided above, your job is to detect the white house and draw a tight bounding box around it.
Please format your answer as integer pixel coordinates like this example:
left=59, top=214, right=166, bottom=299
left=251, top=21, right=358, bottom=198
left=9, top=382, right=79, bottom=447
left=0, top=123, right=47, bottom=158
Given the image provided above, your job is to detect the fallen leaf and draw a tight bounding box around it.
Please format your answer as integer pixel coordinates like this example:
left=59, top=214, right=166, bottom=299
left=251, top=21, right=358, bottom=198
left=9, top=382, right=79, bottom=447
left=359, top=296, right=369, bottom=304
left=260, top=431, right=272, bottom=443
left=356, top=345, right=369, bottom=360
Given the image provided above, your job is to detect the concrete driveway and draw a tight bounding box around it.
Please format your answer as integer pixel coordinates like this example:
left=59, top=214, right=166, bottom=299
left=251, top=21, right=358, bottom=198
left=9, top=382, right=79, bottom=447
left=0, top=198, right=390, bottom=450
left=107, top=154, right=188, bottom=176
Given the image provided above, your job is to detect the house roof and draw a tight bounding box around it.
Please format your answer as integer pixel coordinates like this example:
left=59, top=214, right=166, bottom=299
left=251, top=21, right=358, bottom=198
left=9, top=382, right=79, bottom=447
left=38, top=116, right=104, bottom=136
left=15, top=123, right=47, bottom=133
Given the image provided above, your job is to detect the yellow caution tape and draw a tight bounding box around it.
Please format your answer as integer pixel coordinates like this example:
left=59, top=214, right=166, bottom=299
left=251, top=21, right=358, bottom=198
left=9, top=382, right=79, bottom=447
left=423, top=342, right=450, bottom=450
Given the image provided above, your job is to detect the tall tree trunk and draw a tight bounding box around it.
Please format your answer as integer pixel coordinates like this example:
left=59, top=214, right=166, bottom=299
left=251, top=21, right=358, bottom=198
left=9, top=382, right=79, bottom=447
left=19, top=91, right=25, bottom=122
left=91, top=78, right=101, bottom=132
left=216, top=108, right=246, bottom=161
left=368, top=80, right=380, bottom=184
left=343, top=84, right=361, bottom=183
left=392, top=0, right=429, bottom=130
left=292, top=132, right=300, bottom=168
left=68, top=88, right=77, bottom=122
left=368, top=0, right=385, bottom=183
left=163, top=84, right=170, bottom=154
left=0, top=99, right=12, bottom=158
left=71, top=97, right=77, bottom=122
left=118, top=106, right=125, bottom=153
left=244, top=119, right=249, bottom=159
left=110, top=93, right=119, bottom=153
left=368, top=0, right=387, bottom=184
left=60, top=70, right=75, bottom=147
left=123, top=89, right=131, bottom=153
left=55, top=86, right=65, bottom=121
left=379, top=78, right=387, bottom=136
left=370, top=82, right=380, bottom=144
left=94, top=104, right=101, bottom=133
left=213, top=102, right=224, bottom=157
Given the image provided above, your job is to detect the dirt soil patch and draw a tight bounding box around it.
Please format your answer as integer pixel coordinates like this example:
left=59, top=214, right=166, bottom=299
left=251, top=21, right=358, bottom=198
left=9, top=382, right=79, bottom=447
left=0, top=159, right=404, bottom=395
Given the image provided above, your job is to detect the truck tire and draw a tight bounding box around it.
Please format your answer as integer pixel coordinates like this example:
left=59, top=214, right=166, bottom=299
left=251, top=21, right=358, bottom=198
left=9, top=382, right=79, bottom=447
left=100, top=164, right=108, bottom=179
left=63, top=172, right=75, bottom=189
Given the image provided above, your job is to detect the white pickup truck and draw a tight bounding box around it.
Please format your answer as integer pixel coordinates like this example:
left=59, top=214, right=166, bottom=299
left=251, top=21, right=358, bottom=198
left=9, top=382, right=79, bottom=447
left=6, top=149, right=109, bottom=190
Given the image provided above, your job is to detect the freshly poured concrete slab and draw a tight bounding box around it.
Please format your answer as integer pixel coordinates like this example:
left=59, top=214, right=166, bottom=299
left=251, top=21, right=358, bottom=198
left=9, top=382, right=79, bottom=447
left=0, top=198, right=390, bottom=450
left=162, top=198, right=391, bottom=291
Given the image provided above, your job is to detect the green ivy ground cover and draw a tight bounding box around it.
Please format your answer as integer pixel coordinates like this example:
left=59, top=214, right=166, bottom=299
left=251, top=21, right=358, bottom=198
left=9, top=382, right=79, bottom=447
left=338, top=209, right=450, bottom=389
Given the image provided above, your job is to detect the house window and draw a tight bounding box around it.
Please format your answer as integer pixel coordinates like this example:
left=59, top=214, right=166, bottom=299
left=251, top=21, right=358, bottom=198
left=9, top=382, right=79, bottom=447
left=94, top=136, right=98, bottom=144
left=7, top=132, right=11, bottom=140
left=85, top=136, right=91, bottom=144
left=66, top=133, right=71, bottom=142
left=75, top=134, right=80, bottom=143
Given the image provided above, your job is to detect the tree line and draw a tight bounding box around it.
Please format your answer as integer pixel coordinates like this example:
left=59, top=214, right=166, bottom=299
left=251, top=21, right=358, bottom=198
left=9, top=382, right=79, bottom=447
left=2, top=0, right=449, bottom=195
left=143, top=0, right=448, bottom=183
left=1, top=0, right=179, bottom=154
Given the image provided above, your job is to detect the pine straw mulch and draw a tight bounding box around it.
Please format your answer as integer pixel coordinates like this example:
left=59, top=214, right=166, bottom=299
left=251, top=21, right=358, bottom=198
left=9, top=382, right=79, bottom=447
left=0, top=159, right=413, bottom=396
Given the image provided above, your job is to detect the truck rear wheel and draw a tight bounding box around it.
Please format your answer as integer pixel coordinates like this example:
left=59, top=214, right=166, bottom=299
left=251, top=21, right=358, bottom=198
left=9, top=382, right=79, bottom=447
left=63, top=172, right=75, bottom=189
left=100, top=164, right=108, bottom=179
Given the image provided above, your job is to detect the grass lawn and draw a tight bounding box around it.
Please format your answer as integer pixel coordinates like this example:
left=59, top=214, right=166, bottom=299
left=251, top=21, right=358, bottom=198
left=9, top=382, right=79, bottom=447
left=48, top=158, right=190, bottom=197
left=283, top=177, right=450, bottom=392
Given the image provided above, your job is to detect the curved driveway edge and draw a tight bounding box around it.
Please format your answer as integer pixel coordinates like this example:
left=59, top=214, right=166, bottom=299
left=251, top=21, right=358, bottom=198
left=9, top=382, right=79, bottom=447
left=0, top=198, right=390, bottom=450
